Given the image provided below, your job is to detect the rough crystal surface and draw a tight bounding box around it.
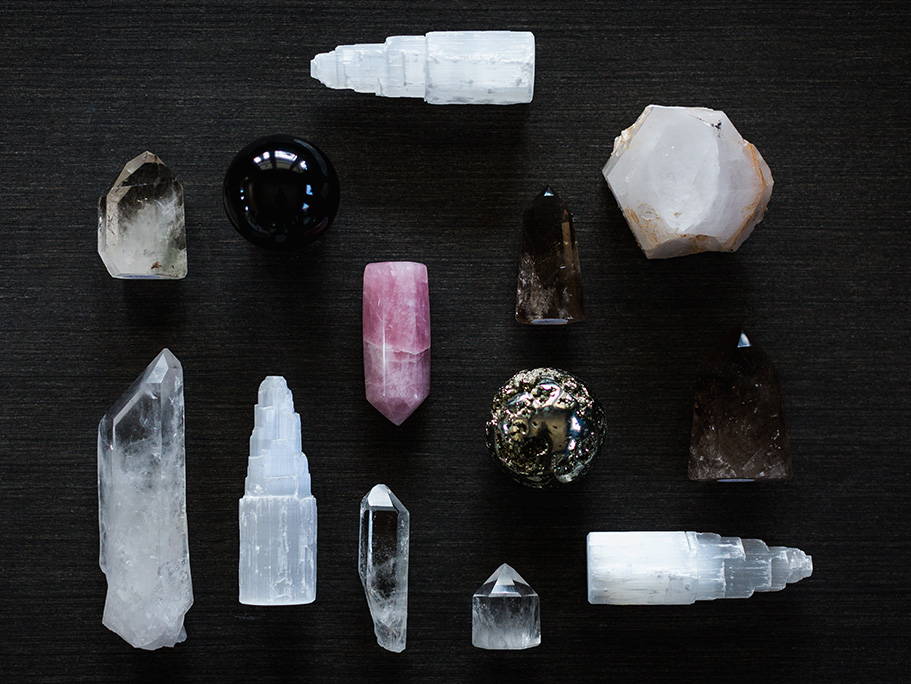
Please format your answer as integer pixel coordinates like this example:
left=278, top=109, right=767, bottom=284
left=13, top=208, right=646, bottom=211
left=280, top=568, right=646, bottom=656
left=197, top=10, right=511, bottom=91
left=311, top=31, right=535, bottom=105
left=689, top=329, right=791, bottom=481
left=359, top=484, right=409, bottom=653
left=603, top=105, right=773, bottom=259
left=472, top=564, right=541, bottom=650
left=239, top=377, right=317, bottom=605
left=363, top=262, right=431, bottom=425
left=97, top=349, right=192, bottom=649
left=486, top=368, right=604, bottom=488
left=587, top=532, right=812, bottom=605
left=98, top=151, right=187, bottom=278
left=515, top=187, right=585, bottom=325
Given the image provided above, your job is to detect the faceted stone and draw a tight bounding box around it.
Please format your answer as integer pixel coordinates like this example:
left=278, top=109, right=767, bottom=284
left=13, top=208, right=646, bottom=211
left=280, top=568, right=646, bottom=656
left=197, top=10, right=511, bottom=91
left=586, top=532, right=812, bottom=604
left=359, top=484, right=409, bottom=653
left=603, top=105, right=773, bottom=259
left=311, top=31, right=535, bottom=105
left=239, top=377, right=317, bottom=605
left=689, top=329, right=791, bottom=481
left=223, top=135, right=340, bottom=249
left=97, top=349, right=192, bottom=649
left=97, top=152, right=187, bottom=279
left=472, top=564, right=541, bottom=650
left=363, top=262, right=430, bottom=425
left=486, top=368, right=604, bottom=488
left=515, top=187, right=585, bottom=325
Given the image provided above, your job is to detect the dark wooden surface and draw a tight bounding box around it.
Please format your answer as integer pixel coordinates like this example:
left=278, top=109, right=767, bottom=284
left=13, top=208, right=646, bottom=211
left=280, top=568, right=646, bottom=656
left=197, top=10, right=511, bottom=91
left=1, top=1, right=909, bottom=681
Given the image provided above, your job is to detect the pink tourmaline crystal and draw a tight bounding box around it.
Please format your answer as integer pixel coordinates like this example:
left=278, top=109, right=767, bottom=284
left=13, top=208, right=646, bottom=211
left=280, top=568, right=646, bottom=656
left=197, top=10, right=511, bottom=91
left=363, top=262, right=431, bottom=425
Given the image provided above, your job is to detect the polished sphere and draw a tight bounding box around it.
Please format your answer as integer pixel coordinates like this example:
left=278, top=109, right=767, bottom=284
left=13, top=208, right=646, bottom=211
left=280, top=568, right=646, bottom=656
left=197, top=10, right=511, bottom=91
left=223, top=135, right=340, bottom=249
left=486, top=368, right=605, bottom=488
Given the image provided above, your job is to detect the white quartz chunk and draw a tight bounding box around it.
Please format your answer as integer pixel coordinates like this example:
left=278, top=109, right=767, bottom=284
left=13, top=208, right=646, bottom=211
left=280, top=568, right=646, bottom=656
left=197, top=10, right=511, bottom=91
left=472, top=563, right=541, bottom=650
left=239, top=377, right=317, bottom=605
left=587, top=532, right=812, bottom=605
left=98, top=151, right=187, bottom=278
left=97, top=349, right=192, bottom=649
left=311, top=31, right=535, bottom=104
left=359, top=484, right=409, bottom=652
left=602, top=105, right=773, bottom=258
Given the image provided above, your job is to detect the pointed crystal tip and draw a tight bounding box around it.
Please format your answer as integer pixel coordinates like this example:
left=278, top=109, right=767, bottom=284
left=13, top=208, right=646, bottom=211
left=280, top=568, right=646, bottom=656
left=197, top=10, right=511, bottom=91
left=366, top=483, right=394, bottom=508
left=541, top=185, right=555, bottom=197
left=476, top=563, right=536, bottom=597
left=737, top=331, right=752, bottom=348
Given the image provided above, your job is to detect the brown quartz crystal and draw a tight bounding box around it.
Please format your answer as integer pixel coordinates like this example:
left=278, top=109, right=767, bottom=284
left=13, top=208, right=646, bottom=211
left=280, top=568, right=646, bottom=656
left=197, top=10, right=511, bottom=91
left=515, top=188, right=585, bottom=325
left=689, top=329, right=792, bottom=482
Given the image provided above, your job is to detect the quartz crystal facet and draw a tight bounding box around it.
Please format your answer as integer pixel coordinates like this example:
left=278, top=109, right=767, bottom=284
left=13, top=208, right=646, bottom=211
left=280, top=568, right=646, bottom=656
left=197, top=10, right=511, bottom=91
left=363, top=262, right=431, bottom=425
left=689, top=329, right=791, bottom=481
left=487, top=368, right=604, bottom=488
left=587, top=532, right=812, bottom=605
left=223, top=135, right=340, bottom=249
left=359, top=484, right=409, bottom=653
left=603, top=105, right=773, bottom=258
left=515, top=187, right=585, bottom=325
left=311, top=31, right=535, bottom=105
left=239, top=377, right=317, bottom=605
left=97, top=152, right=187, bottom=279
left=97, top=349, right=192, bottom=649
left=472, top=564, right=541, bottom=650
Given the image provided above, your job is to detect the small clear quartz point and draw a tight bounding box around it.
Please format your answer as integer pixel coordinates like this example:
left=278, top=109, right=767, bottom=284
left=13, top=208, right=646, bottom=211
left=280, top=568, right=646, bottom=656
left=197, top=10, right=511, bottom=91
left=472, top=563, right=541, bottom=650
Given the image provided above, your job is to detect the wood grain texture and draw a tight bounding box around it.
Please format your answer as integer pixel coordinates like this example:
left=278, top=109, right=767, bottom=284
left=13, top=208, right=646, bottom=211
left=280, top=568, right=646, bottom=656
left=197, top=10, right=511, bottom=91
left=1, top=1, right=909, bottom=681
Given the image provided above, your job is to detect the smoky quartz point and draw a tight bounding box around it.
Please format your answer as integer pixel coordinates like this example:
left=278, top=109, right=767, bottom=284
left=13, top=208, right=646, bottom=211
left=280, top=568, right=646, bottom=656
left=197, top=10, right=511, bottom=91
left=689, top=329, right=792, bottom=481
left=486, top=368, right=605, bottom=488
left=515, top=187, right=585, bottom=325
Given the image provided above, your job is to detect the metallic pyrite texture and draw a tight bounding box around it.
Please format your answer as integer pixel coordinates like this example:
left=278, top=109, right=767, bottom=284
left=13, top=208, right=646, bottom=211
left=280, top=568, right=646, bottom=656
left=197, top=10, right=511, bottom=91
left=486, top=368, right=605, bottom=488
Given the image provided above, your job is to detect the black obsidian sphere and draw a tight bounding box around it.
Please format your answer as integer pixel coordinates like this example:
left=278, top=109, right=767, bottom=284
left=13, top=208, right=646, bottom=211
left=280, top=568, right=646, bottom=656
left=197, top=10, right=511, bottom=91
left=223, top=135, right=340, bottom=249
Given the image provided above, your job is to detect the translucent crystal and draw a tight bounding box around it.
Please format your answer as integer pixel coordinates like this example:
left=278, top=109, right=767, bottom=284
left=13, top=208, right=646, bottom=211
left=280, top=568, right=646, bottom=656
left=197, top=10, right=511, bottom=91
left=311, top=31, right=535, bottom=105
left=472, top=564, right=541, bottom=650
left=358, top=484, right=409, bottom=652
left=239, top=377, right=317, bottom=605
left=603, top=105, right=773, bottom=259
left=586, top=532, right=812, bottom=605
left=97, top=349, right=192, bottom=649
left=98, top=151, right=187, bottom=279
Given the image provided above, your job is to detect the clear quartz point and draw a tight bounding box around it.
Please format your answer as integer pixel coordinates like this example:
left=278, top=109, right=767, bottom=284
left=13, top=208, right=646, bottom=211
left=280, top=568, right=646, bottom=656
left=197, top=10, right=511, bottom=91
left=472, top=563, right=541, bottom=650
left=97, top=151, right=187, bottom=279
left=586, top=532, right=812, bottom=605
left=238, top=377, right=317, bottom=605
left=97, top=349, right=192, bottom=649
left=359, top=484, right=409, bottom=652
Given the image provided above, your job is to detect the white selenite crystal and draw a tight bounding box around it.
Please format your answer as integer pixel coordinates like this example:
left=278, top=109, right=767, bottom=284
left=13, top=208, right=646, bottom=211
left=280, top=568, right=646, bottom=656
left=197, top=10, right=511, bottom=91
left=97, top=349, right=192, bottom=650
left=472, top=564, right=541, bottom=650
left=586, top=532, right=812, bottom=605
left=239, top=377, right=317, bottom=605
left=310, top=31, right=535, bottom=104
left=602, top=105, right=774, bottom=259
left=359, top=484, right=409, bottom=652
left=98, top=151, right=187, bottom=278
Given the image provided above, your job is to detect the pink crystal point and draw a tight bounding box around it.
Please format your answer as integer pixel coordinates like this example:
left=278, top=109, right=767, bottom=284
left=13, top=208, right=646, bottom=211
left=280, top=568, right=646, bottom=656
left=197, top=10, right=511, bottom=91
left=363, top=261, right=431, bottom=425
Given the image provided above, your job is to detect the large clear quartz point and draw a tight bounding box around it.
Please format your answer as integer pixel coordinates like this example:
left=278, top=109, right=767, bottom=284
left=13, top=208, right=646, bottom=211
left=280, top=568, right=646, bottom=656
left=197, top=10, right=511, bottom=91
left=239, top=377, right=317, bottom=605
left=586, top=532, right=812, bottom=605
left=359, top=484, right=409, bottom=652
left=97, top=349, right=192, bottom=649
left=311, top=31, right=535, bottom=105
left=472, top=563, right=541, bottom=650
left=98, top=151, right=187, bottom=279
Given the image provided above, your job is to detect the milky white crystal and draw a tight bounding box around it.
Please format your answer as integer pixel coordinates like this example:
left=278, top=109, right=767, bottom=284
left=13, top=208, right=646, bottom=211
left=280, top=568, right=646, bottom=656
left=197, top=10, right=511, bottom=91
left=98, top=349, right=192, bottom=649
left=472, top=564, right=541, bottom=650
left=98, top=151, right=187, bottom=278
left=239, top=377, right=317, bottom=605
left=359, top=484, right=409, bottom=652
left=587, top=532, right=812, bottom=605
left=311, top=31, right=535, bottom=105
left=603, top=105, right=773, bottom=259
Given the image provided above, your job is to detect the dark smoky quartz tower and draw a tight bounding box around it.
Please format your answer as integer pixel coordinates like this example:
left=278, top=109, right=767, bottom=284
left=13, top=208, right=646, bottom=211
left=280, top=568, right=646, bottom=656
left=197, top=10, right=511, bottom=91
left=515, top=187, right=585, bottom=325
left=689, top=329, right=792, bottom=482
